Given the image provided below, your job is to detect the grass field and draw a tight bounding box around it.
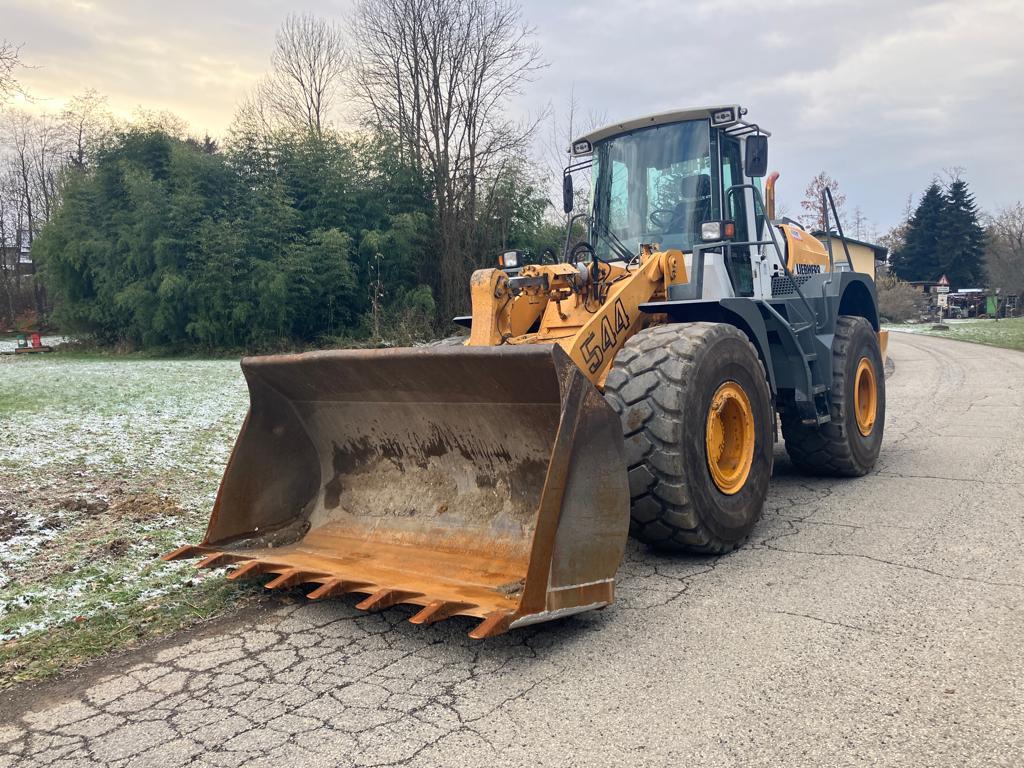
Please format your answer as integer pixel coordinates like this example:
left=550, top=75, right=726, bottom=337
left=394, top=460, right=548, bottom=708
left=0, top=350, right=267, bottom=688
left=885, top=317, right=1024, bottom=352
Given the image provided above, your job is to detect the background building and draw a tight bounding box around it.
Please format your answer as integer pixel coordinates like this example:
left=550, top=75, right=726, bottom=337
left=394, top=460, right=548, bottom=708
left=811, top=231, right=888, bottom=279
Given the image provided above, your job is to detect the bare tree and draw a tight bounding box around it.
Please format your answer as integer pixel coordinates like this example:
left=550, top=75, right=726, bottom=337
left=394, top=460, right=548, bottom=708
left=1, top=108, right=68, bottom=319
left=233, top=89, right=277, bottom=138
left=6, top=110, right=38, bottom=253
left=352, top=0, right=545, bottom=317
left=0, top=166, right=21, bottom=324
left=28, top=113, right=65, bottom=223
left=985, top=203, right=1024, bottom=301
left=800, top=171, right=847, bottom=231
left=131, top=107, right=189, bottom=138
left=542, top=85, right=605, bottom=216
left=62, top=89, right=114, bottom=167
left=877, top=193, right=913, bottom=267
left=851, top=206, right=868, bottom=240
left=254, top=13, right=348, bottom=136
left=1, top=40, right=24, bottom=101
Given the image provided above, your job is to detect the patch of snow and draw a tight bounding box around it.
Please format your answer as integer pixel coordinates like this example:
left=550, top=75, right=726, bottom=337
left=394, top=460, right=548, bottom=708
left=0, top=357, right=249, bottom=639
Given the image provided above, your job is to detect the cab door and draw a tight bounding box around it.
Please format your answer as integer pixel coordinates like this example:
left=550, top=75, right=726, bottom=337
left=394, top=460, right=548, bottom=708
left=719, top=135, right=755, bottom=296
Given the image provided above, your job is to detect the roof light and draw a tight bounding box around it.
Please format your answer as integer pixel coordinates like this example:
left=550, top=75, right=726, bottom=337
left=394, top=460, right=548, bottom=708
left=571, top=139, right=593, bottom=156
left=710, top=107, right=738, bottom=127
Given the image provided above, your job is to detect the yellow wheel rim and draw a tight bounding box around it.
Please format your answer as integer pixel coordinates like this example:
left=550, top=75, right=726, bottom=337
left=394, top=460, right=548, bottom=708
left=854, top=357, right=878, bottom=437
left=705, top=381, right=756, bottom=495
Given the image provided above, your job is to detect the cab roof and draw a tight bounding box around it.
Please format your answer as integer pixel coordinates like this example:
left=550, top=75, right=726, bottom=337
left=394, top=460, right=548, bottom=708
left=570, top=104, right=769, bottom=155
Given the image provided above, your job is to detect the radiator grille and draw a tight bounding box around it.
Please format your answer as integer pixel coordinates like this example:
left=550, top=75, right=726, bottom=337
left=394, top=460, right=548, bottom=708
left=771, top=274, right=815, bottom=296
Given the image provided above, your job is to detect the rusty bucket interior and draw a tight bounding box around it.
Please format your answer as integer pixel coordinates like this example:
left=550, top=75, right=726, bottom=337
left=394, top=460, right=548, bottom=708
left=165, top=344, right=629, bottom=638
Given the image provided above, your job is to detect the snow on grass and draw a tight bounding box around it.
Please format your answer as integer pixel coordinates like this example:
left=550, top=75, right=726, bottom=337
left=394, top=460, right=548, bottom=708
left=0, top=353, right=251, bottom=649
left=1, top=357, right=244, bottom=485
left=885, top=317, right=1024, bottom=351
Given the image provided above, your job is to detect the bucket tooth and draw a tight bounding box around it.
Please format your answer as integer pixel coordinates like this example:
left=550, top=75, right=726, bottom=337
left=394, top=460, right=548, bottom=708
left=195, top=552, right=244, bottom=569
left=469, top=611, right=513, bottom=640
left=226, top=560, right=272, bottom=581
left=409, top=600, right=474, bottom=626
left=264, top=569, right=315, bottom=590
left=162, top=545, right=204, bottom=562
left=307, top=579, right=372, bottom=600
left=355, top=589, right=422, bottom=612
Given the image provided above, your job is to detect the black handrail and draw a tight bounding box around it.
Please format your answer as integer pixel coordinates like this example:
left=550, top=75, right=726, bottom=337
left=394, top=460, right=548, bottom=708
left=724, top=184, right=821, bottom=329
left=821, top=186, right=853, bottom=274
left=562, top=212, right=590, bottom=264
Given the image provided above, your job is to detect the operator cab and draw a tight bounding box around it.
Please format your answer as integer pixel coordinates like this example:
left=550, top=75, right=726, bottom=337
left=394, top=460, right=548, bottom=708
left=566, top=105, right=788, bottom=302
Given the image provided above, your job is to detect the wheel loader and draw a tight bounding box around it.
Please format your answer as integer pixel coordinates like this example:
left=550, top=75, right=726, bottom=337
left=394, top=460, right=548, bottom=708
left=165, top=105, right=886, bottom=639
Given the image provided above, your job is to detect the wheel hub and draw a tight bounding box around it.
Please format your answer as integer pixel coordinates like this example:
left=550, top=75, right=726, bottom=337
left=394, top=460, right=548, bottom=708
left=705, top=381, right=755, bottom=495
left=854, top=357, right=877, bottom=436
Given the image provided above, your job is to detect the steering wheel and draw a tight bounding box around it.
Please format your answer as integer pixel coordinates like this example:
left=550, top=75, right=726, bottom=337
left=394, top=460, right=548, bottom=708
left=649, top=208, right=680, bottom=229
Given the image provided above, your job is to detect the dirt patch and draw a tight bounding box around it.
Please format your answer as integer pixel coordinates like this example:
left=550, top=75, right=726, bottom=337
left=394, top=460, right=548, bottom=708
left=109, top=492, right=184, bottom=521
left=1, top=472, right=128, bottom=537
left=0, top=509, right=29, bottom=541
left=58, top=495, right=110, bottom=515
left=0, top=473, right=193, bottom=594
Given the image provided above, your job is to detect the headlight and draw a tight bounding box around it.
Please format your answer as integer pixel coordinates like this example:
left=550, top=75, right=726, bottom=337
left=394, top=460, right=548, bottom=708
left=701, top=222, right=723, bottom=242
left=498, top=251, right=519, bottom=268
left=700, top=220, right=736, bottom=242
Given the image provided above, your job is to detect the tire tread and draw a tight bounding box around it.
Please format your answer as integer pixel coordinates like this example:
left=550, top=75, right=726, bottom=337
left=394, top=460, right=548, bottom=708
left=604, top=323, right=769, bottom=554
left=780, top=316, right=880, bottom=476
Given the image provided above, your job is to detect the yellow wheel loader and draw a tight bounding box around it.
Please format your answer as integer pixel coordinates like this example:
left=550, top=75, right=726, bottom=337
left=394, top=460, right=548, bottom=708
left=165, top=105, right=886, bottom=638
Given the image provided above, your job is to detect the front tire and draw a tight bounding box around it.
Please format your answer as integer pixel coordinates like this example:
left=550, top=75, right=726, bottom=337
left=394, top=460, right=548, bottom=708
left=604, top=323, right=774, bottom=554
left=780, top=315, right=885, bottom=476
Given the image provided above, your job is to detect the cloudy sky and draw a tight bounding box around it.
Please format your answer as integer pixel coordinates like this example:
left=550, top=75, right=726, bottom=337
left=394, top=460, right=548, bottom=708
left=4, top=0, right=1023, bottom=232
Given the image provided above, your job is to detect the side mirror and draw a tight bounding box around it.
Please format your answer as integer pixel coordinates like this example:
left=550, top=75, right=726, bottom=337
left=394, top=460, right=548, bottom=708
left=745, top=134, right=768, bottom=178
left=562, top=173, right=574, bottom=214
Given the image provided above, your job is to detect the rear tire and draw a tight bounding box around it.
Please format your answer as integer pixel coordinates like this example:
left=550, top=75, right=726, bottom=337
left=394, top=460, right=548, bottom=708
left=780, top=315, right=885, bottom=476
left=604, top=323, right=774, bottom=554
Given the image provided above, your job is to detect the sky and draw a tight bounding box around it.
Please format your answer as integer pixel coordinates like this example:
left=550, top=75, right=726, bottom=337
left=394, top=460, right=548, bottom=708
left=3, top=0, right=1023, bottom=234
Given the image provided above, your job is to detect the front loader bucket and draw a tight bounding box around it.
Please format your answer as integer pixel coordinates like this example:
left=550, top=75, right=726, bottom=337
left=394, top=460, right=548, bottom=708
left=165, top=344, right=629, bottom=638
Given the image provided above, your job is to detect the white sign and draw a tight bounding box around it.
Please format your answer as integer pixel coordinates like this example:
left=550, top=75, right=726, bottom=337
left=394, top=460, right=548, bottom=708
left=937, top=285, right=950, bottom=294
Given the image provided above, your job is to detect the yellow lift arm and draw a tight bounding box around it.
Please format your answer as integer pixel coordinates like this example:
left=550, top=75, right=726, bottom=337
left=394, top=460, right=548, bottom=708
left=468, top=247, right=688, bottom=385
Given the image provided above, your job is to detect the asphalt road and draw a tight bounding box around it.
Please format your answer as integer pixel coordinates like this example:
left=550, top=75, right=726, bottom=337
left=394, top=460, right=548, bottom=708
left=3, top=332, right=1023, bottom=767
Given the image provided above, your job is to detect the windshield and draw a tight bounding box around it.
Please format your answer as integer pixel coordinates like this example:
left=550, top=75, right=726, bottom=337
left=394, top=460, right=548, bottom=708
left=591, top=119, right=717, bottom=258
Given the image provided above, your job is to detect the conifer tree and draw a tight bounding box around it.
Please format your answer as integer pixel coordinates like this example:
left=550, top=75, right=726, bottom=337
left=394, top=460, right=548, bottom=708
left=891, top=183, right=944, bottom=282
left=937, top=177, right=986, bottom=287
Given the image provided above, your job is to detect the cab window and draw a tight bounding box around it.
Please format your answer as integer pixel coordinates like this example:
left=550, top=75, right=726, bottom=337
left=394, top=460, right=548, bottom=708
left=720, top=135, right=749, bottom=241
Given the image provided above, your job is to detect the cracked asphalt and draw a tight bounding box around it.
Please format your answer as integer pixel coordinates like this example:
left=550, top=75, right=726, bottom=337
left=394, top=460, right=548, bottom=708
left=3, top=332, right=1023, bottom=767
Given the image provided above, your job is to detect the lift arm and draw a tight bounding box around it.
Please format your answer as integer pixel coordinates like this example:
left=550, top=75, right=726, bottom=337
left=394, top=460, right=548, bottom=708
left=467, top=248, right=687, bottom=387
